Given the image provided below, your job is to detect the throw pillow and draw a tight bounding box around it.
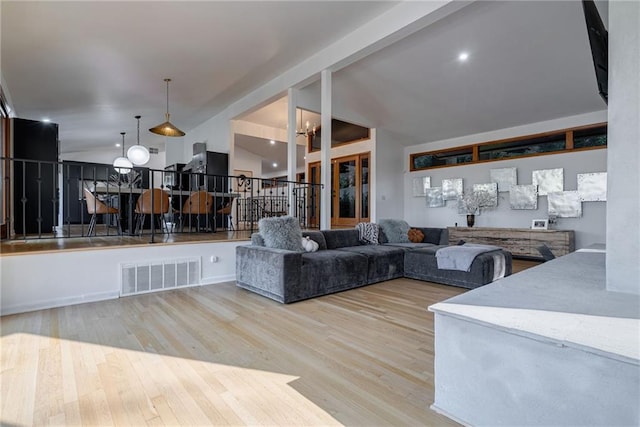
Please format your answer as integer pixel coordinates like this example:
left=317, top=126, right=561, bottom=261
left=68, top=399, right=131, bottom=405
left=408, top=228, right=424, bottom=243
left=378, top=219, right=410, bottom=243
left=356, top=222, right=379, bottom=244
left=302, top=231, right=328, bottom=251
left=258, top=216, right=304, bottom=252
left=301, top=236, right=319, bottom=252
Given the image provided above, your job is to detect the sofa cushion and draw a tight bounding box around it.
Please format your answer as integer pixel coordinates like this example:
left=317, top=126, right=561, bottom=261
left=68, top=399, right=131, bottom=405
left=259, top=216, right=304, bottom=252
left=300, top=250, right=369, bottom=295
left=417, top=227, right=444, bottom=245
left=378, top=219, right=410, bottom=243
left=321, top=229, right=361, bottom=249
left=302, top=231, right=327, bottom=251
left=338, top=245, right=406, bottom=283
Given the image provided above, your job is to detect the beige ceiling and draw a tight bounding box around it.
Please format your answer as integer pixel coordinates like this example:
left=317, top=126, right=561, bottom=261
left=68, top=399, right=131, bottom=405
left=2, top=1, right=608, bottom=170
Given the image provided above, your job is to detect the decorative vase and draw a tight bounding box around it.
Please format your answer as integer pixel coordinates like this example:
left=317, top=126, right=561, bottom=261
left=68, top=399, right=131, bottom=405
left=466, top=214, right=475, bottom=228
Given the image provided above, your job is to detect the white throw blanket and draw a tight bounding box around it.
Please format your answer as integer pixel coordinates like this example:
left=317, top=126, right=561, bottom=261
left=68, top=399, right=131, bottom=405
left=491, top=251, right=506, bottom=281
left=436, top=243, right=502, bottom=272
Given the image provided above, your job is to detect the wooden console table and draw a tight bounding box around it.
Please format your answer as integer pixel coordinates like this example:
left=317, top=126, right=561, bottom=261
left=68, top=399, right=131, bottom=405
left=447, top=227, right=575, bottom=259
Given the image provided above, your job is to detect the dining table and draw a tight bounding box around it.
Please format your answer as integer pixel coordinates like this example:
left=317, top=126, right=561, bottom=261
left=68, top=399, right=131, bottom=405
left=91, top=185, right=239, bottom=235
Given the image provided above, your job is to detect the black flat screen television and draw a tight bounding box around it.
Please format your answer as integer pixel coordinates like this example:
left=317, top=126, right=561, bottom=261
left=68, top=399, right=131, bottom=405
left=582, top=0, right=608, bottom=104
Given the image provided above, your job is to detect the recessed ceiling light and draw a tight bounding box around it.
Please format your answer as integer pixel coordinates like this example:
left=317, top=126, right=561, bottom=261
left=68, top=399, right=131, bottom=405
left=303, top=156, right=306, bottom=160
left=270, top=140, right=276, bottom=145
left=458, top=52, right=469, bottom=62
left=273, top=162, right=278, bottom=168
left=115, top=143, right=121, bottom=147
left=42, top=118, right=51, bottom=123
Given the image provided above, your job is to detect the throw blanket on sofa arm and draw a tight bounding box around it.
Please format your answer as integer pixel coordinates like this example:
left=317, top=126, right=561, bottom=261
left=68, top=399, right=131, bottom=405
left=436, top=244, right=502, bottom=272
left=491, top=251, right=506, bottom=281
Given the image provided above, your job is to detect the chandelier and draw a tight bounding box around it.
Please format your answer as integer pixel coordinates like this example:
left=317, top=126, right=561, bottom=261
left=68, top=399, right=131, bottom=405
left=296, top=109, right=316, bottom=138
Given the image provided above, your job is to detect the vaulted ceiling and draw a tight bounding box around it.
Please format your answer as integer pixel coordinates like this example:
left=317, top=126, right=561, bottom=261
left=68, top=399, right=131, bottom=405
left=1, top=1, right=395, bottom=153
left=2, top=1, right=607, bottom=169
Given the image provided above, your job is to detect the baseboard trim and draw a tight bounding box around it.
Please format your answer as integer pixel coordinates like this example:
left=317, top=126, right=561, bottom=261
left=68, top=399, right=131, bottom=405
left=200, top=274, right=236, bottom=285
left=1, top=290, right=120, bottom=316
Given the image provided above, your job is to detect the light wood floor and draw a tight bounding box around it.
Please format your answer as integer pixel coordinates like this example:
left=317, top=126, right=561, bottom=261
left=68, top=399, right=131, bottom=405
left=1, top=260, right=539, bottom=426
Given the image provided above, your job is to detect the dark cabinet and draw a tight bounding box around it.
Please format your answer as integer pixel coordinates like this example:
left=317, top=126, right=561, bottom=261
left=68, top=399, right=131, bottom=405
left=164, top=163, right=189, bottom=190
left=196, top=152, right=229, bottom=228
left=190, top=151, right=228, bottom=192
left=12, top=118, right=59, bottom=235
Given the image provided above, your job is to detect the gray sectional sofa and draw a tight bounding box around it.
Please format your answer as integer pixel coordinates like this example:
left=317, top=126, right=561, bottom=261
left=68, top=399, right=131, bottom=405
left=236, top=227, right=512, bottom=304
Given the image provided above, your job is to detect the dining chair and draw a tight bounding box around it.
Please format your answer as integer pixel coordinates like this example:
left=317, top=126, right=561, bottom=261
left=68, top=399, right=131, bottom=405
left=134, top=188, right=171, bottom=235
left=181, top=190, right=213, bottom=232
left=216, top=196, right=235, bottom=231
left=83, top=187, right=121, bottom=236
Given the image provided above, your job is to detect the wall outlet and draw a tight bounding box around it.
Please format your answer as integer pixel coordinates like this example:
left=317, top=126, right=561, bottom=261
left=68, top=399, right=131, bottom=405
left=210, top=255, right=218, bottom=263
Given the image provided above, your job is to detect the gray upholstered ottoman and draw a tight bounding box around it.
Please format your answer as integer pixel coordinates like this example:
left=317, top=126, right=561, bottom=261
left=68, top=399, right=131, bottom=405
left=404, top=246, right=512, bottom=289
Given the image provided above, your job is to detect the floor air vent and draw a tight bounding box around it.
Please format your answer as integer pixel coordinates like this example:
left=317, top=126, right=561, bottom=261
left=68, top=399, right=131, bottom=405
left=120, top=257, right=200, bottom=296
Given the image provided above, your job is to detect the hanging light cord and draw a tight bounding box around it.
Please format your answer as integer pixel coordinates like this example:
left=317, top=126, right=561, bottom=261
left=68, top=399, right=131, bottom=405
left=165, top=78, right=170, bottom=120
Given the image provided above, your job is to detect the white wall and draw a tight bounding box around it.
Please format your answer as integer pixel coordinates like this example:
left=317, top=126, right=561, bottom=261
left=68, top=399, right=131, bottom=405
left=0, top=240, right=244, bottom=315
left=184, top=114, right=231, bottom=170
left=234, top=145, right=263, bottom=179
left=298, top=83, right=373, bottom=131
left=305, top=135, right=374, bottom=164
left=164, top=138, right=184, bottom=166
left=232, top=119, right=305, bottom=179
left=606, top=0, right=640, bottom=294
left=262, top=167, right=305, bottom=179
left=375, top=128, right=406, bottom=222
left=233, top=120, right=288, bottom=143
left=404, top=111, right=608, bottom=249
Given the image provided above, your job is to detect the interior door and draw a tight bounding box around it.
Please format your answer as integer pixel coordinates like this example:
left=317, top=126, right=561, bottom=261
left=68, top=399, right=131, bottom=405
left=333, top=155, right=359, bottom=227
left=308, top=151, right=371, bottom=228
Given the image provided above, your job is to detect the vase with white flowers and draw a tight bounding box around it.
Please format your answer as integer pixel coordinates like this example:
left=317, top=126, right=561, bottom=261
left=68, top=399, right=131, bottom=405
left=458, top=189, right=496, bottom=227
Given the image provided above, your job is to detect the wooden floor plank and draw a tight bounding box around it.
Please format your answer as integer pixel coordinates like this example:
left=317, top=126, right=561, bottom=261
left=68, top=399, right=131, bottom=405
left=1, top=262, right=538, bottom=426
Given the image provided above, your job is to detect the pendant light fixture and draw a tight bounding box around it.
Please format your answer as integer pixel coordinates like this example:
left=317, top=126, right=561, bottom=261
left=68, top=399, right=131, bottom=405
left=149, top=78, right=185, bottom=137
left=296, top=108, right=316, bottom=137
left=127, top=115, right=150, bottom=165
left=113, top=132, right=133, bottom=174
